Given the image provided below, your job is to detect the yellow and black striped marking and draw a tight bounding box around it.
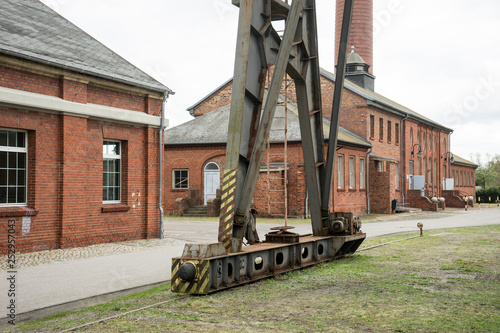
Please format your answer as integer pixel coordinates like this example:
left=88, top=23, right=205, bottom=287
left=218, top=168, right=237, bottom=251
left=171, top=258, right=211, bottom=294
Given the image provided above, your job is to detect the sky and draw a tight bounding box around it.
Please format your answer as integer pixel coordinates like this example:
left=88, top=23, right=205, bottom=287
left=40, top=0, right=500, bottom=165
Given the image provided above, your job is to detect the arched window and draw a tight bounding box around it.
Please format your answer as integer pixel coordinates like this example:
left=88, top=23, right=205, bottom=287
left=443, top=138, right=447, bottom=153
left=205, top=162, right=220, bottom=171
left=410, top=128, right=413, bottom=147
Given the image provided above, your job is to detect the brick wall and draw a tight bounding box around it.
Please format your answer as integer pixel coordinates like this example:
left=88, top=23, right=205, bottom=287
left=191, top=81, right=233, bottom=118
left=0, top=61, right=162, bottom=254
left=450, top=164, right=476, bottom=198
left=164, top=142, right=369, bottom=217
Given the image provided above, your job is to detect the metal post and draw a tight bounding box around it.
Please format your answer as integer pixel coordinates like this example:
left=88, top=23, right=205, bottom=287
left=322, top=0, right=354, bottom=214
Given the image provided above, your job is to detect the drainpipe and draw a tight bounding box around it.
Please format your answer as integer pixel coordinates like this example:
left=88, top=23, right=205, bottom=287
left=159, top=90, right=173, bottom=239
left=448, top=131, right=453, bottom=178
left=400, top=114, right=409, bottom=205
left=365, top=147, right=372, bottom=214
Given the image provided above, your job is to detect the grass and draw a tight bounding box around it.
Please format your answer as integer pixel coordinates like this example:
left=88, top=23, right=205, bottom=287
left=8, top=225, right=500, bottom=333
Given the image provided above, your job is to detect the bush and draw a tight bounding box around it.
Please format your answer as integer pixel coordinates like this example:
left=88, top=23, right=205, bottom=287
left=476, top=187, right=500, bottom=203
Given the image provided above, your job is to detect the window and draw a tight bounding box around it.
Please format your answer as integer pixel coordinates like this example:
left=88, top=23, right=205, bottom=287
left=423, top=133, right=426, bottom=152
left=409, top=160, right=414, bottom=175
left=370, top=115, right=375, bottom=139
left=410, top=128, right=413, bottom=147
left=360, top=157, right=365, bottom=189
left=433, top=159, right=437, bottom=186
left=379, top=118, right=384, bottom=141
left=443, top=165, right=447, bottom=180
left=395, top=123, right=400, bottom=145
left=337, top=155, right=344, bottom=189
left=376, top=160, right=383, bottom=172
left=395, top=163, right=399, bottom=190
left=428, top=133, right=432, bottom=151
left=417, top=157, right=421, bottom=175
left=0, top=129, right=27, bottom=205
left=173, top=169, right=189, bottom=189
left=387, top=121, right=392, bottom=143
left=349, top=156, right=355, bottom=189
left=423, top=158, right=426, bottom=182
left=103, top=141, right=121, bottom=202
left=443, top=138, right=447, bottom=153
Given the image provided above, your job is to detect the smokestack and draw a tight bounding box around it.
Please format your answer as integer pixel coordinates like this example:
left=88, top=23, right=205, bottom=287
left=335, top=0, right=373, bottom=74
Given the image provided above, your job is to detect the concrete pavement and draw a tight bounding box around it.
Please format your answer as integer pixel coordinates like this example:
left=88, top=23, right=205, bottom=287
left=1, top=207, right=498, bottom=322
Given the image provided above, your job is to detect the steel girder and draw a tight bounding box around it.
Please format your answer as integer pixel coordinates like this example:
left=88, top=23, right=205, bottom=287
left=219, top=0, right=354, bottom=252
left=171, top=0, right=364, bottom=295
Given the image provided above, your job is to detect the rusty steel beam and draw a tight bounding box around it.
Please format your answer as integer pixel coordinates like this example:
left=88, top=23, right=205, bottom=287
left=321, top=0, right=354, bottom=212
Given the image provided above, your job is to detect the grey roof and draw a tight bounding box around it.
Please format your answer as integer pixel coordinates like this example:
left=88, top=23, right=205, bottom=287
left=346, top=49, right=366, bottom=64
left=320, top=68, right=452, bottom=132
left=166, top=96, right=372, bottom=148
left=451, top=154, right=478, bottom=168
left=0, top=0, right=172, bottom=93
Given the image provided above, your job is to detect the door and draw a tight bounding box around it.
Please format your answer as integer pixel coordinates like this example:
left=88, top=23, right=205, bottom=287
left=204, top=162, right=220, bottom=205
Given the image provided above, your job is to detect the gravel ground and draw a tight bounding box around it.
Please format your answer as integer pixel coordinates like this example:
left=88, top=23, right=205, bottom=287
left=0, top=237, right=185, bottom=270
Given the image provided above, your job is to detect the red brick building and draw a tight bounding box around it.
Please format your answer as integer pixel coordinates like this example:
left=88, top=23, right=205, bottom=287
left=0, top=0, right=173, bottom=254
left=165, top=101, right=371, bottom=217
left=165, top=0, right=476, bottom=215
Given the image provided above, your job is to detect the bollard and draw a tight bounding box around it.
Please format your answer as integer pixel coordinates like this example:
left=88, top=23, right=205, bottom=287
left=497, top=196, right=499, bottom=207
left=489, top=197, right=491, bottom=208
left=464, top=196, right=468, bottom=211
left=417, top=223, right=423, bottom=236
left=479, top=197, right=481, bottom=209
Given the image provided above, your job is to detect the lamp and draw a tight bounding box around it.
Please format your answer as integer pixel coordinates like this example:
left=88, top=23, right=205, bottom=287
left=411, top=144, right=423, bottom=157
left=444, top=152, right=454, bottom=163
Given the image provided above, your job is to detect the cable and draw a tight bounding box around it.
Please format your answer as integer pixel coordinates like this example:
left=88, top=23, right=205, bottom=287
left=58, top=295, right=189, bottom=333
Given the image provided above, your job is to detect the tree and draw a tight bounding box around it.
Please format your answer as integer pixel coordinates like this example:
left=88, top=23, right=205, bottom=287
left=473, top=154, right=500, bottom=189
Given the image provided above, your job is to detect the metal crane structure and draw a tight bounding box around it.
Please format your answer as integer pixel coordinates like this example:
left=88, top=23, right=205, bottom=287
left=171, top=0, right=365, bottom=294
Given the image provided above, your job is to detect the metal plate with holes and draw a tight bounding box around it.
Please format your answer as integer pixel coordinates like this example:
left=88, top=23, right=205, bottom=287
left=171, top=233, right=365, bottom=294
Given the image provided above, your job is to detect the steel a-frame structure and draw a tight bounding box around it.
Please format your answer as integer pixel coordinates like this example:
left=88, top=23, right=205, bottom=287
left=172, top=0, right=365, bottom=294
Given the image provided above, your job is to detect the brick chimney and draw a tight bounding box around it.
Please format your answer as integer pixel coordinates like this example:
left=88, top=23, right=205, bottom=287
left=335, top=0, right=373, bottom=74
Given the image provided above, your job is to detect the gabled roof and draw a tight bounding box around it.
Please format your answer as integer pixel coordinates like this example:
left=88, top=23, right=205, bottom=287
left=186, top=69, right=452, bottom=132
left=0, top=0, right=172, bottom=93
left=451, top=154, right=478, bottom=169
left=166, top=95, right=371, bottom=149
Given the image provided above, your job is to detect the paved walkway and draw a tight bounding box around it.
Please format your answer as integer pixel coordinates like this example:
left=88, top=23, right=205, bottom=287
left=1, top=207, right=498, bottom=321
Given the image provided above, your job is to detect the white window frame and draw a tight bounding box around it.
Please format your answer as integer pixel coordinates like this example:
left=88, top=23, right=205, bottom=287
left=0, top=129, right=28, bottom=206
left=349, top=156, right=355, bottom=189
left=103, top=140, right=121, bottom=203
left=173, top=169, right=189, bottom=189
left=337, top=155, right=344, bottom=189
left=360, top=157, right=365, bottom=189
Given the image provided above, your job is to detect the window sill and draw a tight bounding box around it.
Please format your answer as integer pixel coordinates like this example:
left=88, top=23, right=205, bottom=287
left=337, top=188, right=346, bottom=192
left=101, top=203, right=131, bottom=213
left=0, top=206, right=39, bottom=218
left=171, top=189, right=188, bottom=192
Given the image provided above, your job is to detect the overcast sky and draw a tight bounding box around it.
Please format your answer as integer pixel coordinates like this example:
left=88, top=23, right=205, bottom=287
left=40, top=0, right=500, bottom=164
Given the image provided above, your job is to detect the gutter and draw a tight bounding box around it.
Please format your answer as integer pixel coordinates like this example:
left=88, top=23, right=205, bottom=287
left=159, top=90, right=174, bottom=239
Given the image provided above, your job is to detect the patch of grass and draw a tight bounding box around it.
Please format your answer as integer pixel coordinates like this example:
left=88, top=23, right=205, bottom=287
left=12, top=225, right=500, bottom=333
